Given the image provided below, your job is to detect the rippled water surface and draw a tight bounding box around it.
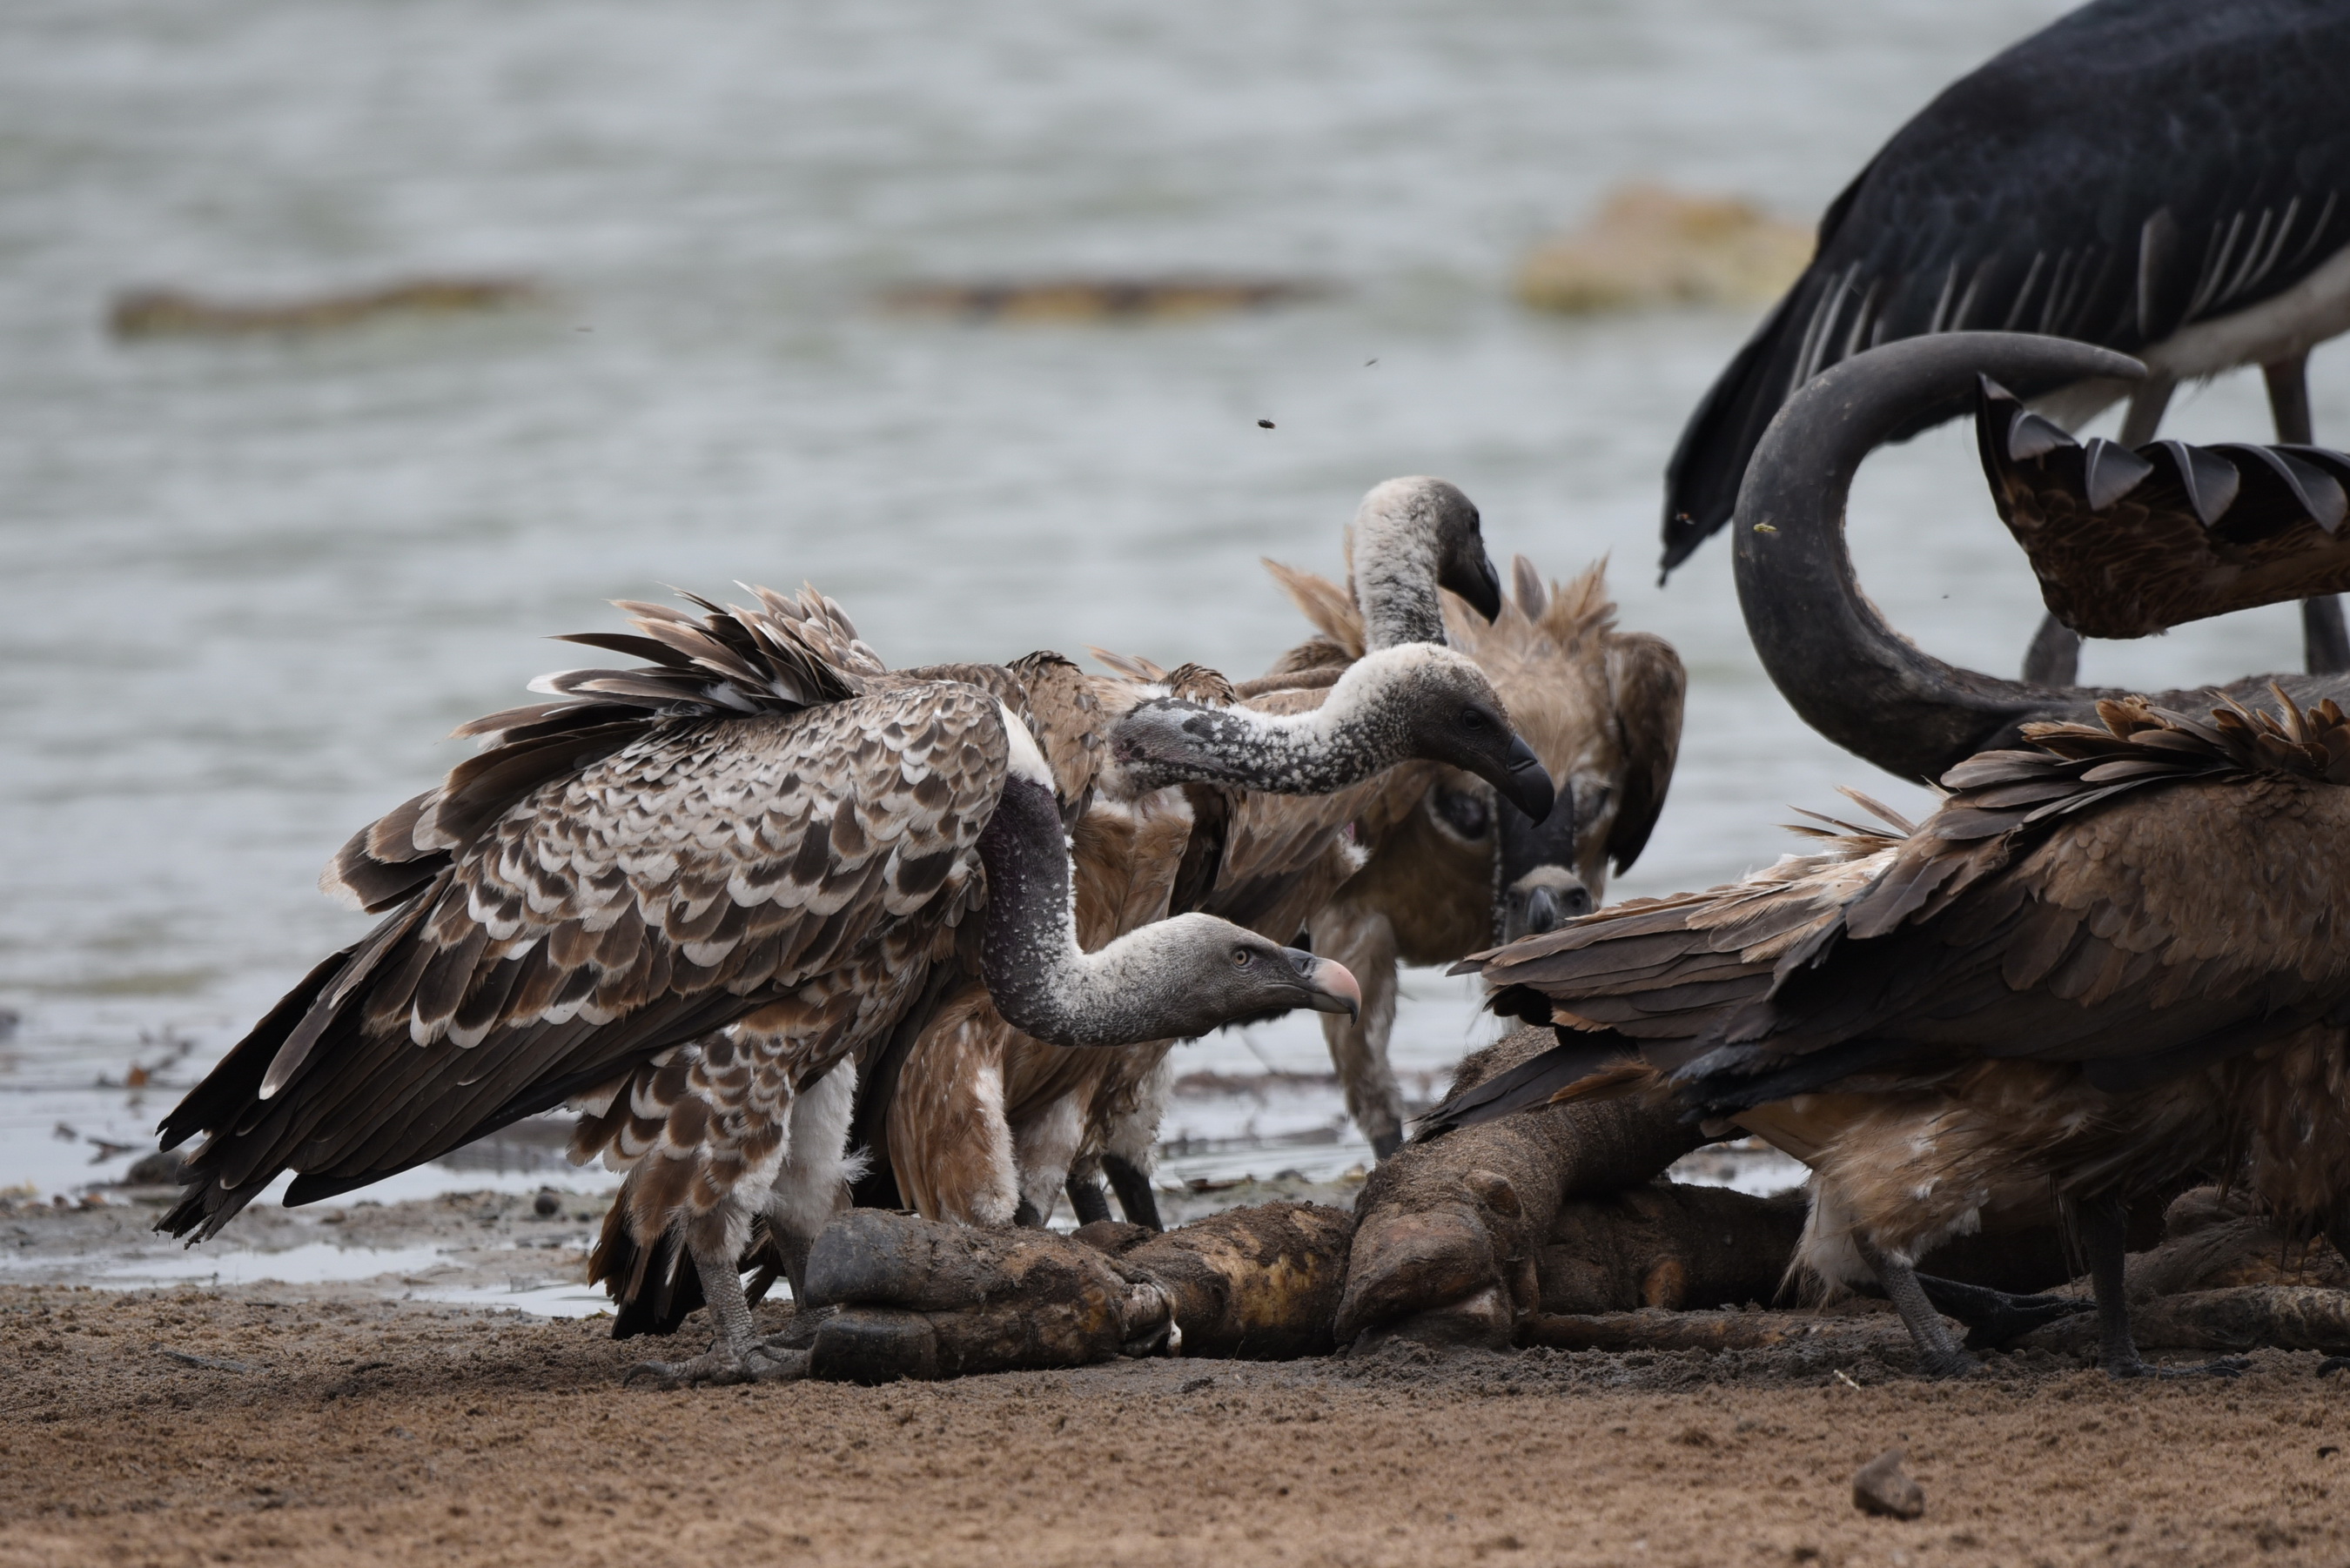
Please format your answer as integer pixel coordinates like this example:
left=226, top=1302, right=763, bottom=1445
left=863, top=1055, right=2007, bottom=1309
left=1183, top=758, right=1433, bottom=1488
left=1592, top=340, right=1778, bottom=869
left=5, top=0, right=2338, bottom=1196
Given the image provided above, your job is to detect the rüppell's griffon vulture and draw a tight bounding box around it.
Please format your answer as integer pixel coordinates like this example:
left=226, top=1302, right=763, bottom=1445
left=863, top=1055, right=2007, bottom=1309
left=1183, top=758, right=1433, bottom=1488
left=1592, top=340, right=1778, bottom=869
left=858, top=478, right=1548, bottom=1230
left=1262, top=553, right=1683, bottom=1156
left=158, top=583, right=1548, bottom=1386
left=1427, top=692, right=2350, bottom=1379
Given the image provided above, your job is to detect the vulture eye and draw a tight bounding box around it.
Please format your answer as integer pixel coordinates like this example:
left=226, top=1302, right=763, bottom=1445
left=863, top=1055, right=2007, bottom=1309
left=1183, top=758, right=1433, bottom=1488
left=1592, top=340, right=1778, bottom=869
left=1232, top=948, right=1254, bottom=968
left=1459, top=707, right=1487, bottom=730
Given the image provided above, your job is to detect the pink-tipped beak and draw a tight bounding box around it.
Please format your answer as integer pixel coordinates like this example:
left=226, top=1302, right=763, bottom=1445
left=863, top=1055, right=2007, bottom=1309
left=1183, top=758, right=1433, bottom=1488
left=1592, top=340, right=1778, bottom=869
left=1293, top=953, right=1362, bottom=1019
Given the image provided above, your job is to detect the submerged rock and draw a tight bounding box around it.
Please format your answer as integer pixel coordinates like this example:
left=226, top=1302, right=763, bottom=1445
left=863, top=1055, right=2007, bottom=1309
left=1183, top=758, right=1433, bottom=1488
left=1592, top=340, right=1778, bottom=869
left=110, top=277, right=539, bottom=338
left=878, top=276, right=1325, bottom=323
left=1515, top=185, right=1810, bottom=315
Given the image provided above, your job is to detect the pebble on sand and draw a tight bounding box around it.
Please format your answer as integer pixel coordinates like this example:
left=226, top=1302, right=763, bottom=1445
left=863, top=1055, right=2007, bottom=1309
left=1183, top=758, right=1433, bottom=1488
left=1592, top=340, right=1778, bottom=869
left=1851, top=1447, right=1926, bottom=1520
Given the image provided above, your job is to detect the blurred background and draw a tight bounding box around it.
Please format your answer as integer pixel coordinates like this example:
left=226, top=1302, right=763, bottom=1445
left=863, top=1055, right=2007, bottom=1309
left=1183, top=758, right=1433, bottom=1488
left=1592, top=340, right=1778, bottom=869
left=3, top=0, right=2339, bottom=1206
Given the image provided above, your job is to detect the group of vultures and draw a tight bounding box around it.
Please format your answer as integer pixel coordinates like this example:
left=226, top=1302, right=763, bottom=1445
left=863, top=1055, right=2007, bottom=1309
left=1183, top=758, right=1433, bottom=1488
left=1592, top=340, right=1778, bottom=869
left=160, top=0, right=2350, bottom=1385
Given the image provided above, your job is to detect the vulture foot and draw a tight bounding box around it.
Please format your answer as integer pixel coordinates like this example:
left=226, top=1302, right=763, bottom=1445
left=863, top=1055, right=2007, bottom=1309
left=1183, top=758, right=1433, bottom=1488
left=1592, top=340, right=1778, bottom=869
left=1915, top=1348, right=1983, bottom=1381
left=2102, top=1353, right=2248, bottom=1382
left=1914, top=1273, right=2093, bottom=1350
left=623, top=1340, right=810, bottom=1389
left=2318, top=1357, right=2350, bottom=1378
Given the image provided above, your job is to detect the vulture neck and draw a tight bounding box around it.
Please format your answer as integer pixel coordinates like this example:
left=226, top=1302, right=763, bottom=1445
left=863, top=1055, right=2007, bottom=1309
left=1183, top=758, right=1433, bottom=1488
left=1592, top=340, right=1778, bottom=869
left=975, top=774, right=1219, bottom=1048
left=1110, top=649, right=1427, bottom=798
left=1353, top=502, right=1447, bottom=650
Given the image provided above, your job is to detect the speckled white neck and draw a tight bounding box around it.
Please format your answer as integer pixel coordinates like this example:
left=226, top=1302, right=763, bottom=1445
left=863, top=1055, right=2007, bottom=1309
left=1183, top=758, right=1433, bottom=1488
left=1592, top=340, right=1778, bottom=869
left=1352, top=477, right=1454, bottom=651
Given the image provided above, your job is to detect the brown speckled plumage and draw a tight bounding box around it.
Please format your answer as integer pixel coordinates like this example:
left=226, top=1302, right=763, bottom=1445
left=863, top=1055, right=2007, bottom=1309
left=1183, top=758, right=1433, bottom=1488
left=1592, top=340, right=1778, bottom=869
left=158, top=589, right=1011, bottom=1250
left=1438, top=694, right=2350, bottom=1359
left=1979, top=376, right=2350, bottom=640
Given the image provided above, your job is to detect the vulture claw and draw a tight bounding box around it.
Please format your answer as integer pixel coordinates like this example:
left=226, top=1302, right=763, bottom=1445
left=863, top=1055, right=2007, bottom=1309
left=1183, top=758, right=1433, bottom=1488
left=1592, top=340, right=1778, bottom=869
left=623, top=1341, right=810, bottom=1389
left=2104, top=1353, right=2248, bottom=1381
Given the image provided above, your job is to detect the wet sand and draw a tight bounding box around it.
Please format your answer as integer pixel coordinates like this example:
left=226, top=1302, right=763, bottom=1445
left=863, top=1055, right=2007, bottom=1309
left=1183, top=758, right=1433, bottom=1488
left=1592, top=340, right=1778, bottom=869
left=5, top=1276, right=2347, bottom=1568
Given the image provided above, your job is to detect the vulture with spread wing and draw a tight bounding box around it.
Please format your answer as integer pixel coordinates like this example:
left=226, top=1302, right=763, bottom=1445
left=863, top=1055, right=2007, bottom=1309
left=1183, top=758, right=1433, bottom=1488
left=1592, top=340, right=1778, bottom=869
left=1430, top=692, right=2350, bottom=1378
left=1977, top=376, right=2350, bottom=638
left=856, top=478, right=1568, bottom=1230
left=157, top=583, right=1557, bottom=1384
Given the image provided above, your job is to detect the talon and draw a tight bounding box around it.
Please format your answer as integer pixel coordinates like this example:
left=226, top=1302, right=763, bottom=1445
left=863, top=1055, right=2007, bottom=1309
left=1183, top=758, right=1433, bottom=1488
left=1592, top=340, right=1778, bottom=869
left=2107, top=1355, right=2247, bottom=1380
left=623, top=1360, right=685, bottom=1390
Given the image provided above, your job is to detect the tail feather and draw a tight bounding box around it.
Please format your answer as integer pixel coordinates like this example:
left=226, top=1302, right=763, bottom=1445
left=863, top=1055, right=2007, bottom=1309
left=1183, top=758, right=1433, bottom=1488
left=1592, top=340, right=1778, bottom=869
left=1411, top=1030, right=1646, bottom=1141
left=589, top=1202, right=704, bottom=1340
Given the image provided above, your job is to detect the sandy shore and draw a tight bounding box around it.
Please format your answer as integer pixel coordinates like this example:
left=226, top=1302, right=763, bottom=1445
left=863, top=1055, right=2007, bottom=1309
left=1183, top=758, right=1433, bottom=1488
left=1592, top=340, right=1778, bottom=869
left=4, top=1270, right=2347, bottom=1568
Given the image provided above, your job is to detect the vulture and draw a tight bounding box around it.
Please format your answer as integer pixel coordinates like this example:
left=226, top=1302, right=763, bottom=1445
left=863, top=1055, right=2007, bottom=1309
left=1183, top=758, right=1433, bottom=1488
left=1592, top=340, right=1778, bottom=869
left=859, top=478, right=1549, bottom=1230
left=1426, top=689, right=2350, bottom=1378
left=1723, top=330, right=2350, bottom=787
left=156, top=582, right=1554, bottom=1386
left=1252, top=552, right=1683, bottom=1156
left=1662, top=0, right=2350, bottom=680
left=1976, top=376, right=2350, bottom=638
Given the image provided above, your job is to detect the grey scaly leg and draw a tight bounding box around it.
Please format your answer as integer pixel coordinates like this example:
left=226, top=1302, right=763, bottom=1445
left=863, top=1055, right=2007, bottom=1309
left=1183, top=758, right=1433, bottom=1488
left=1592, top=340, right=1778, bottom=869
left=1855, top=1237, right=1977, bottom=1378
left=2261, top=353, right=2350, bottom=673
left=625, top=1249, right=809, bottom=1388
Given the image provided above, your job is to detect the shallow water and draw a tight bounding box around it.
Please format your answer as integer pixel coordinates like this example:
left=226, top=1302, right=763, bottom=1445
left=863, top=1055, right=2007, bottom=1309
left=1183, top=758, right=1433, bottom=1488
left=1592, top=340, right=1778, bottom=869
left=4, top=0, right=2339, bottom=1200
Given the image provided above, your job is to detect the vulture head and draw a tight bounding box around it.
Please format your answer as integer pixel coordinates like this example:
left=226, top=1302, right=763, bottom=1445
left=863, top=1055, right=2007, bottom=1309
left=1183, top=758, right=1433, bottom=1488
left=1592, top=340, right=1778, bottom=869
left=1350, top=475, right=1505, bottom=640
left=1108, top=644, right=1554, bottom=821
left=1443, top=560, right=1686, bottom=941
left=1088, top=915, right=1364, bottom=1042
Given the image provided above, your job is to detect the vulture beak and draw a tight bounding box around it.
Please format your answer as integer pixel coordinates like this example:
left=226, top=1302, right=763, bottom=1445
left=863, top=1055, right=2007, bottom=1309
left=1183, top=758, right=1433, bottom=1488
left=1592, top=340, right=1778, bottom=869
left=1285, top=950, right=1362, bottom=1019
left=1496, top=736, right=1556, bottom=821
left=1445, top=553, right=1506, bottom=622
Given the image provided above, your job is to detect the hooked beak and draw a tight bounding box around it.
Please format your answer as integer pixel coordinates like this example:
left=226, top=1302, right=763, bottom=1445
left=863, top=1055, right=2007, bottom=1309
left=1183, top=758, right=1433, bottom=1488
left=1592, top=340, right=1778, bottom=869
left=1495, top=735, right=1555, bottom=821
left=1285, top=949, right=1362, bottom=1019
left=1445, top=552, right=1505, bottom=622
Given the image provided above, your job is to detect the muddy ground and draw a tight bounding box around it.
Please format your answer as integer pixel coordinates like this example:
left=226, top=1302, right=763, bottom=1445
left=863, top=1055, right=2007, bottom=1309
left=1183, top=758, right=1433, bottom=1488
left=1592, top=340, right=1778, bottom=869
left=4, top=1275, right=2347, bottom=1568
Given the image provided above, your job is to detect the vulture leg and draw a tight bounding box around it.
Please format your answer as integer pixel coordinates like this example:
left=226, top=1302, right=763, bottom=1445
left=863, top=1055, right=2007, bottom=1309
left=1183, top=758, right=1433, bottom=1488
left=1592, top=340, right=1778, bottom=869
left=2020, top=377, right=2176, bottom=687
left=764, top=1059, right=862, bottom=1299
left=625, top=1248, right=810, bottom=1387
left=1065, top=1170, right=1115, bottom=1226
left=1854, top=1237, right=1977, bottom=1377
left=2020, top=618, right=2081, bottom=687
left=1103, top=1152, right=1164, bottom=1231
left=2078, top=1197, right=2246, bottom=1380
left=2263, top=353, right=2350, bottom=673
left=1308, top=903, right=1408, bottom=1160
left=1913, top=1272, right=2092, bottom=1350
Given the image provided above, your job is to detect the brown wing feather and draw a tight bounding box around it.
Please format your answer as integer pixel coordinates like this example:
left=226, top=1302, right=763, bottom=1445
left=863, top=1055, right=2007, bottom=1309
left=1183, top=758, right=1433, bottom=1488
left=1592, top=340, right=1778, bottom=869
left=1601, top=630, right=1685, bottom=874
left=1977, top=379, right=2350, bottom=638
left=158, top=681, right=1008, bottom=1239
left=1476, top=697, right=2350, bottom=1114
